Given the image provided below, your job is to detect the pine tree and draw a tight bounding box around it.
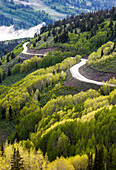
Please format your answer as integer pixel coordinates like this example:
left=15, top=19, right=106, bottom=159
left=87, top=153, right=93, bottom=170
left=43, top=35, right=47, bottom=42
left=0, top=74, right=2, bottom=83
left=54, top=35, right=58, bottom=43
left=98, top=144, right=105, bottom=170
left=33, top=42, right=36, bottom=47
left=1, top=143, right=4, bottom=156
left=38, top=35, right=41, bottom=41
left=1, top=107, right=6, bottom=119
left=75, top=29, right=77, bottom=34
left=9, top=106, right=12, bottom=121
left=52, top=28, right=57, bottom=37
left=93, top=147, right=99, bottom=170
left=11, top=148, right=24, bottom=170
left=11, top=52, right=15, bottom=59
left=101, top=49, right=104, bottom=57
left=48, top=31, right=51, bottom=37
left=14, top=132, right=20, bottom=142
left=109, top=17, right=113, bottom=28
left=7, top=55, right=9, bottom=62
left=93, top=145, right=105, bottom=170
left=8, top=67, right=11, bottom=76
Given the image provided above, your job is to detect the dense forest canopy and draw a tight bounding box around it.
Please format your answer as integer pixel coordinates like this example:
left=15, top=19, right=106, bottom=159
left=0, top=6, right=116, bottom=169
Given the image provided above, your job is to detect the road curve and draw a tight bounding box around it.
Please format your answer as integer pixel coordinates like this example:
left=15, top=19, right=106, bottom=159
left=22, top=42, right=44, bottom=56
left=22, top=42, right=115, bottom=87
left=70, top=59, right=115, bottom=87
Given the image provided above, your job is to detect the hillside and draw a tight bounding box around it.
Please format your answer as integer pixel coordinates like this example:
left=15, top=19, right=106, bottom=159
left=87, top=41, right=116, bottom=73
left=0, top=0, right=53, bottom=29
left=0, top=7, right=116, bottom=169
left=41, top=0, right=115, bottom=15
left=21, top=0, right=116, bottom=16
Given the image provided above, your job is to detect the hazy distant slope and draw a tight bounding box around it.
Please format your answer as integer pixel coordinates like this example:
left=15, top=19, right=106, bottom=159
left=0, top=0, right=53, bottom=29
left=12, top=0, right=116, bottom=22
left=39, top=0, right=115, bottom=15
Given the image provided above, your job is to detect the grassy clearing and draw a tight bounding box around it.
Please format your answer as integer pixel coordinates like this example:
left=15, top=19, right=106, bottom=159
left=28, top=0, right=66, bottom=20
left=91, top=57, right=116, bottom=73
left=0, top=120, right=15, bottom=144
left=1, top=67, right=37, bottom=86
left=1, top=74, right=28, bottom=86
left=39, top=82, right=79, bottom=107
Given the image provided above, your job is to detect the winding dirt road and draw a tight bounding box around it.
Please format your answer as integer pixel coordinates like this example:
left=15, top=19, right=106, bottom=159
left=22, top=42, right=43, bottom=56
left=70, top=59, right=115, bottom=87
left=22, top=42, right=115, bottom=87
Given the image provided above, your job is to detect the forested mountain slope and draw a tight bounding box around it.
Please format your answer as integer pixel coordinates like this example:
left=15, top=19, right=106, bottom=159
left=87, top=41, right=116, bottom=73
left=0, top=0, right=53, bottom=29
left=0, top=7, right=116, bottom=169
left=23, top=0, right=116, bottom=16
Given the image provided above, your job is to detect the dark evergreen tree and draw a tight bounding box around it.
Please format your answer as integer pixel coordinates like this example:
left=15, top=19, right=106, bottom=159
left=15, top=132, right=20, bottom=142
left=43, top=35, right=47, bottom=42
left=1, top=143, right=4, bottom=156
left=93, top=146, right=99, bottom=170
left=109, top=17, right=113, bottom=28
left=86, top=35, right=88, bottom=40
left=52, top=28, right=57, bottom=37
left=98, top=144, right=105, bottom=170
left=48, top=23, right=53, bottom=31
left=4, top=50, right=8, bottom=55
left=59, top=30, right=69, bottom=43
left=87, top=153, right=93, bottom=170
left=34, top=33, right=37, bottom=38
left=11, top=148, right=24, bottom=170
left=75, top=29, right=77, bottom=34
left=99, top=15, right=104, bottom=24
left=7, top=55, right=9, bottom=62
left=114, top=23, right=116, bottom=37
left=93, top=145, right=105, bottom=170
left=58, top=27, right=62, bottom=34
left=1, top=107, right=6, bottom=119
left=11, top=52, right=15, bottom=59
left=48, top=31, right=51, bottom=37
left=9, top=106, right=12, bottom=121
left=38, top=35, right=41, bottom=41
left=33, top=42, right=36, bottom=47
left=8, top=67, right=11, bottom=76
left=54, top=35, right=58, bottom=43
left=101, top=49, right=104, bottom=57
left=0, top=74, right=2, bottom=83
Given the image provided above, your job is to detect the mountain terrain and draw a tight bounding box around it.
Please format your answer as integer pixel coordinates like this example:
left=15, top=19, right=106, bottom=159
left=19, top=0, right=116, bottom=16
left=0, top=0, right=53, bottom=29
left=0, top=0, right=115, bottom=30
left=0, top=6, right=116, bottom=169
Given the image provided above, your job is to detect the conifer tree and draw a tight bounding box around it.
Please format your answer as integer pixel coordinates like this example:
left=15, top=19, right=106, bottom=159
left=87, top=153, right=93, bottom=170
left=101, top=49, right=104, bottom=57
left=93, top=144, right=105, bottom=170
left=98, top=144, right=105, bottom=170
left=0, top=75, right=2, bottom=83
left=7, top=55, right=9, bottom=62
left=9, top=106, right=12, bottom=121
left=54, top=35, right=58, bottom=43
left=93, top=147, right=99, bottom=170
left=8, top=67, right=11, bottom=76
left=11, top=148, right=24, bottom=170
left=1, top=143, right=4, bottom=156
